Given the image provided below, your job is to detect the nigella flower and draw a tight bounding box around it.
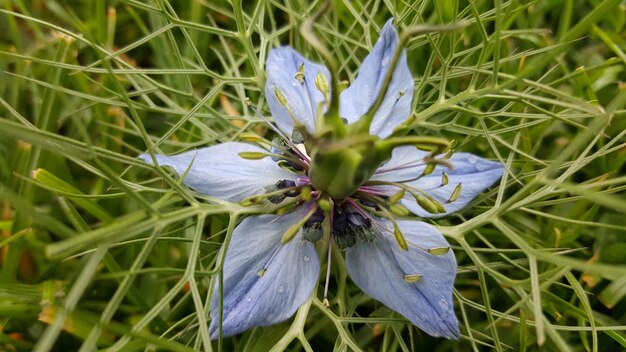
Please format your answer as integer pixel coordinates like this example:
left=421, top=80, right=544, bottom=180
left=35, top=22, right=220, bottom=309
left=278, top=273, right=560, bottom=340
left=140, top=19, right=504, bottom=339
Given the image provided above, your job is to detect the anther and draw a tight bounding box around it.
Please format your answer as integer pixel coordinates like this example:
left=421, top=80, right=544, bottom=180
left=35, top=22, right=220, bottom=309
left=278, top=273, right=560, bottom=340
left=318, top=198, right=332, bottom=211
left=416, top=195, right=445, bottom=214
left=281, top=206, right=317, bottom=244
left=393, top=223, right=408, bottom=251
left=239, top=132, right=263, bottom=142
left=258, top=268, right=266, bottom=277
left=389, top=203, right=409, bottom=217
left=448, top=183, right=462, bottom=203
left=315, top=72, right=330, bottom=102
left=295, top=64, right=305, bottom=84
left=274, top=87, right=289, bottom=108
left=300, top=186, right=312, bottom=201
left=403, top=274, right=423, bottom=283
left=441, top=172, right=449, bottom=186
left=428, top=246, right=450, bottom=255
left=389, top=190, right=405, bottom=204
left=238, top=151, right=269, bottom=160
left=423, top=162, right=436, bottom=176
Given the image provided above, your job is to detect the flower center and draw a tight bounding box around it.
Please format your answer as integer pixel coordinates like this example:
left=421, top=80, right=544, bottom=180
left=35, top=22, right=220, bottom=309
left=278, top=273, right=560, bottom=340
left=302, top=204, right=376, bottom=249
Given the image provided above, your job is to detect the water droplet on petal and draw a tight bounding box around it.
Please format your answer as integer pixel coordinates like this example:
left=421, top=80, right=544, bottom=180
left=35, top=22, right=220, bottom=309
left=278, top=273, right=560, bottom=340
left=246, top=297, right=252, bottom=303
left=277, top=285, right=286, bottom=293
left=303, top=255, right=310, bottom=262
left=438, top=299, right=449, bottom=311
left=475, top=162, right=490, bottom=171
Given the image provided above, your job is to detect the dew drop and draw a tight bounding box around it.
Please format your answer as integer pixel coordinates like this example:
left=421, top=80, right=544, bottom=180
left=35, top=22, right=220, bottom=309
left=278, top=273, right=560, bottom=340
left=277, top=285, right=286, bottom=293
left=246, top=297, right=252, bottom=303
left=438, top=299, right=449, bottom=311
left=475, top=162, right=490, bottom=171
left=303, top=255, right=311, bottom=262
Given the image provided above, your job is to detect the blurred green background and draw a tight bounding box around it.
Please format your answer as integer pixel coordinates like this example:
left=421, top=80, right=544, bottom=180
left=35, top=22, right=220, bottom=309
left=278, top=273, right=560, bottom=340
left=1, top=0, right=626, bottom=351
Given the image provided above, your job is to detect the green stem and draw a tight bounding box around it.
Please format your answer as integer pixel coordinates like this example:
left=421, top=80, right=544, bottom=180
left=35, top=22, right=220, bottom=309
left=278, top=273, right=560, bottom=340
left=300, top=0, right=344, bottom=136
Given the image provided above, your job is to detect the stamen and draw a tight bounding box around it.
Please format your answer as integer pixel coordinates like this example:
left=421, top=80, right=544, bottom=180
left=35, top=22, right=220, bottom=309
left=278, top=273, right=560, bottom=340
left=244, top=97, right=293, bottom=148
left=257, top=235, right=292, bottom=278
left=300, top=186, right=312, bottom=201
left=318, top=198, right=332, bottom=211
left=238, top=151, right=270, bottom=160
left=295, top=64, right=305, bottom=84
left=448, top=183, right=462, bottom=203
left=240, top=181, right=301, bottom=206
left=274, top=87, right=290, bottom=107
left=389, top=190, right=405, bottom=204
left=273, top=87, right=307, bottom=134
left=239, top=132, right=264, bottom=142
left=428, top=246, right=451, bottom=255
left=441, top=172, right=449, bottom=186
left=389, top=203, right=409, bottom=217
left=368, top=201, right=408, bottom=251
left=392, top=222, right=409, bottom=251
left=281, top=204, right=318, bottom=244
left=415, top=195, right=446, bottom=214
left=403, top=274, right=423, bottom=283
left=239, top=151, right=308, bottom=170
left=355, top=186, right=392, bottom=197
left=422, top=162, right=436, bottom=176
left=315, top=72, right=330, bottom=103
left=374, top=158, right=428, bottom=175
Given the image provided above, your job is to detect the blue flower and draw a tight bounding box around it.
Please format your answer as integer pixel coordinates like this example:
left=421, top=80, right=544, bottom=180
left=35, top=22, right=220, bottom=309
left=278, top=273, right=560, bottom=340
left=139, top=19, right=504, bottom=340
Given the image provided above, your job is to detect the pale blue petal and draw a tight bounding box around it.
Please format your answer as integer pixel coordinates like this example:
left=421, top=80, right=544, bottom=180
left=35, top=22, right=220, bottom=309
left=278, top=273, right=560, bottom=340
left=265, top=47, right=331, bottom=135
left=373, top=146, right=504, bottom=217
left=209, top=209, right=320, bottom=338
left=138, top=142, right=297, bottom=202
left=339, top=19, right=414, bottom=138
left=346, top=220, right=459, bottom=339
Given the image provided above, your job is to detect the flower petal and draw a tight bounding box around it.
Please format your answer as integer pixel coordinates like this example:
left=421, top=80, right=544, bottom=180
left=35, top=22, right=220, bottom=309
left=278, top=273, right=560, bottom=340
left=345, top=220, right=459, bottom=339
left=265, top=47, right=331, bottom=135
left=209, top=209, right=320, bottom=338
left=373, top=146, right=504, bottom=217
left=339, top=19, right=414, bottom=138
left=138, top=142, right=297, bottom=202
